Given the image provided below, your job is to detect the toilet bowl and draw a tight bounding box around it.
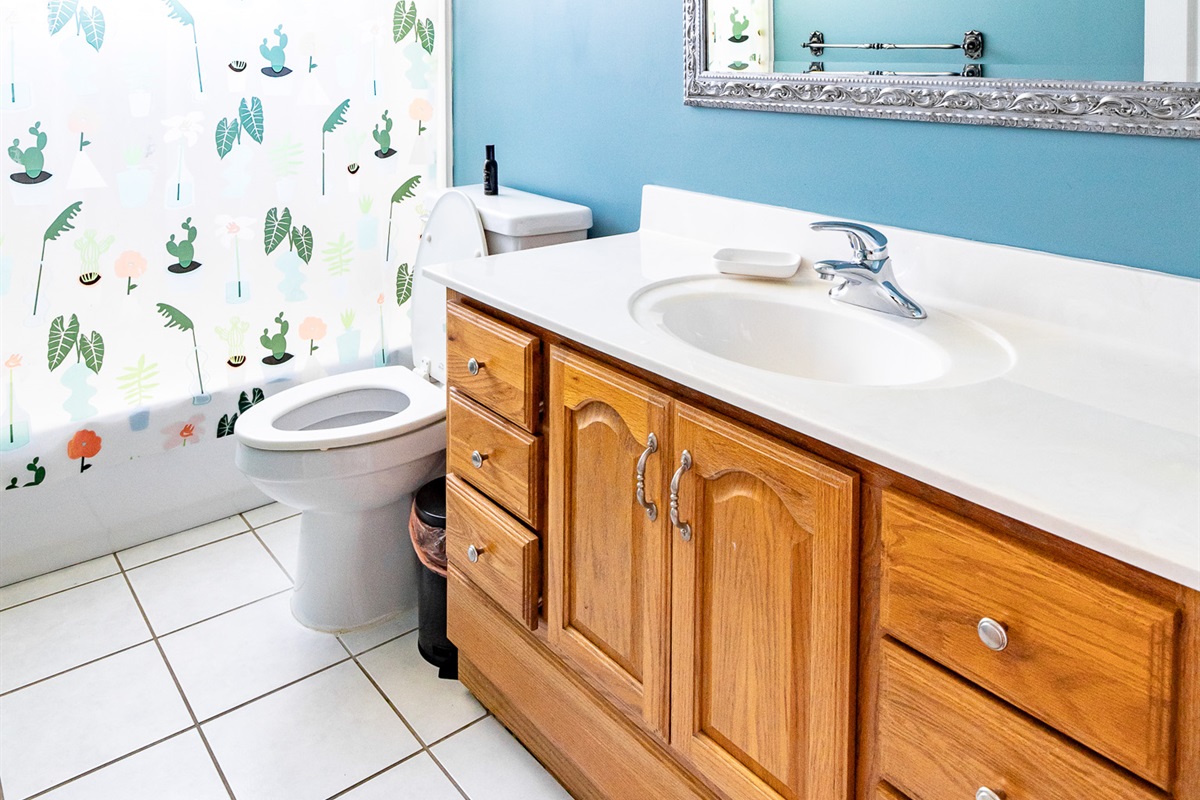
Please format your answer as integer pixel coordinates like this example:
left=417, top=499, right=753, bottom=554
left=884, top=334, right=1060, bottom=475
left=234, top=186, right=592, bottom=632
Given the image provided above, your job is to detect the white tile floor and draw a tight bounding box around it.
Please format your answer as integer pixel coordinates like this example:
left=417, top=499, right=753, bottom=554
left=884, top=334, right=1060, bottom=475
left=0, top=504, right=573, bottom=800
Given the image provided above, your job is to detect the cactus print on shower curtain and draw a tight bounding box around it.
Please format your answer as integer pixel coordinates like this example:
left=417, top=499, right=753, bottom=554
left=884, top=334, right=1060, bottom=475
left=0, top=0, right=445, bottom=491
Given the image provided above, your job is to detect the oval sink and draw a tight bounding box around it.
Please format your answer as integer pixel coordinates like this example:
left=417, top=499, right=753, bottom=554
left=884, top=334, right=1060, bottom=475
left=629, top=277, right=1013, bottom=388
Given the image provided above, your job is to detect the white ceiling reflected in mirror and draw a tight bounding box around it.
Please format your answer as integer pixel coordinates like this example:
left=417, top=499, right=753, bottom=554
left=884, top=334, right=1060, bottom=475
left=686, top=0, right=1200, bottom=137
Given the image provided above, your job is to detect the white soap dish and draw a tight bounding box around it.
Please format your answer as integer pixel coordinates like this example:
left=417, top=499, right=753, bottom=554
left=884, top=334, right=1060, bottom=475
left=713, top=248, right=802, bottom=279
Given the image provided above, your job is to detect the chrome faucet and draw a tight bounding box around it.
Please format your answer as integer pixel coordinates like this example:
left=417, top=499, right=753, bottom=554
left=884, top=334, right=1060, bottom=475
left=809, top=221, right=926, bottom=319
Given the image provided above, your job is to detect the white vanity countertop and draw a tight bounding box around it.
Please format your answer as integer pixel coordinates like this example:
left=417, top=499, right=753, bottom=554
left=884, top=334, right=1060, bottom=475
left=426, top=186, right=1200, bottom=590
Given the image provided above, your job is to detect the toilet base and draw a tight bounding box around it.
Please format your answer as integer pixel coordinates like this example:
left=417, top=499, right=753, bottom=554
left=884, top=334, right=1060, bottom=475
left=289, top=498, right=421, bottom=632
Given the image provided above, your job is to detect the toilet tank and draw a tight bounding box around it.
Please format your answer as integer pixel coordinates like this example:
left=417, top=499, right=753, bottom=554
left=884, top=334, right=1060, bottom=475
left=451, top=184, right=593, bottom=253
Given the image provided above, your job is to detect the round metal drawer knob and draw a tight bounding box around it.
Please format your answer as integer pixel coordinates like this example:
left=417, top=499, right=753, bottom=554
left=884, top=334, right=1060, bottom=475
left=467, top=357, right=481, bottom=376
left=976, top=788, right=1004, bottom=800
left=470, top=450, right=487, bottom=469
left=977, top=618, right=1009, bottom=652
left=467, top=544, right=483, bottom=563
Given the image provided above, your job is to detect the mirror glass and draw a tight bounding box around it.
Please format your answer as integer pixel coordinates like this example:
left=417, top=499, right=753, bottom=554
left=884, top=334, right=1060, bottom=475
left=706, top=0, right=1199, bottom=82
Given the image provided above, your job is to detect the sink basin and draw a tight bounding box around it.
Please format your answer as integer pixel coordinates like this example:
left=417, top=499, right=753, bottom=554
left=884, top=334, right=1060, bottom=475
left=629, top=277, right=1013, bottom=388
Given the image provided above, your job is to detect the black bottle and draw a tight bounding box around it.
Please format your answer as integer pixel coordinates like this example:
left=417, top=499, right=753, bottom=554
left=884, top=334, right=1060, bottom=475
left=483, top=145, right=498, bottom=195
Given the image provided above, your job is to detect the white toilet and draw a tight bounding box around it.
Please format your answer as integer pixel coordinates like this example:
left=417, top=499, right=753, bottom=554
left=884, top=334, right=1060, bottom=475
left=235, top=186, right=592, bottom=632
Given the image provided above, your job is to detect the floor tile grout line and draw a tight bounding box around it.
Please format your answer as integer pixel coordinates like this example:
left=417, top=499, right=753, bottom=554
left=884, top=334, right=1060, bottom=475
left=346, top=649, right=475, bottom=800
left=0, top=636, right=154, bottom=699
left=0, top=550, right=120, bottom=592
left=148, top=588, right=295, bottom=639
left=340, top=624, right=421, bottom=658
left=422, top=714, right=495, bottom=799
left=424, top=713, right=492, bottom=750
left=114, top=528, right=251, bottom=573
left=2, top=584, right=306, bottom=698
left=21, top=726, right=201, bottom=800
left=239, top=510, right=300, bottom=534
left=192, top=725, right=238, bottom=800
left=423, top=743, right=473, bottom=800
left=192, top=657, right=354, bottom=726
left=349, top=657, right=428, bottom=747
left=117, top=567, right=239, bottom=800
left=0, top=569, right=123, bottom=613
left=0, top=506, right=289, bottom=605
left=322, top=749, right=434, bottom=800
left=247, top=527, right=295, bottom=583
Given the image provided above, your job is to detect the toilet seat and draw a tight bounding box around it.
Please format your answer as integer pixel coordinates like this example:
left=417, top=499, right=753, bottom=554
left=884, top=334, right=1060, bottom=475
left=412, top=190, right=490, bottom=385
left=236, top=367, right=445, bottom=451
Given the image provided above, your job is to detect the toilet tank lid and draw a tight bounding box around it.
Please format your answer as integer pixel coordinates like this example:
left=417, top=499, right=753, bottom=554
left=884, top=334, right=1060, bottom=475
left=437, top=184, right=593, bottom=238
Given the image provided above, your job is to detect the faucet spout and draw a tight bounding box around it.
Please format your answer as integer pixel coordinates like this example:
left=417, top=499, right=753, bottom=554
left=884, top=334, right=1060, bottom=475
left=810, top=222, right=926, bottom=319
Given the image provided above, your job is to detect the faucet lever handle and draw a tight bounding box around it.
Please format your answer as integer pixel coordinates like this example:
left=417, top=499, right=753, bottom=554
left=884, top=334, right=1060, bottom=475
left=809, top=221, right=889, bottom=262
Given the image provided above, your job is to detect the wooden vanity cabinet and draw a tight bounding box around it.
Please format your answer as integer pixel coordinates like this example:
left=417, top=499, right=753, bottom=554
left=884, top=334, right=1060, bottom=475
left=444, top=298, right=1199, bottom=800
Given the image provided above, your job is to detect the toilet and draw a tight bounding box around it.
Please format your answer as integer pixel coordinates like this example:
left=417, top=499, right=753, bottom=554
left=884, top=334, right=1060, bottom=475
left=235, top=186, right=592, bottom=632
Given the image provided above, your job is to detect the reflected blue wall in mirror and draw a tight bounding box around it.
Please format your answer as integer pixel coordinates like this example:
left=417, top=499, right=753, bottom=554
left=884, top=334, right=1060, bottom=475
left=773, top=0, right=1144, bottom=80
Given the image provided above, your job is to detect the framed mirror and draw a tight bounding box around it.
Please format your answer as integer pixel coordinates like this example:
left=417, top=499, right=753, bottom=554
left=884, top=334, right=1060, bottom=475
left=684, top=0, right=1200, bottom=137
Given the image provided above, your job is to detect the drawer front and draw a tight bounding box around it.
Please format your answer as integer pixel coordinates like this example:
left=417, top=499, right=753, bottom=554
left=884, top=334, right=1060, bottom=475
left=448, top=390, right=541, bottom=528
left=446, top=475, right=540, bottom=630
left=446, top=302, right=540, bottom=432
left=878, top=640, right=1164, bottom=800
left=880, top=490, right=1177, bottom=788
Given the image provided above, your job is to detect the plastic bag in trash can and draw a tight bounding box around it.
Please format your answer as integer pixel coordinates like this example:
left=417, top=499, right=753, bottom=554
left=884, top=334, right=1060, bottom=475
left=409, top=502, right=447, bottom=576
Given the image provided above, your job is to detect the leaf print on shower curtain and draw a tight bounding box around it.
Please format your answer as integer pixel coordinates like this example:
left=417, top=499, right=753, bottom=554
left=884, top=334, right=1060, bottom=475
left=321, top=99, right=350, bottom=196
left=34, top=202, right=84, bottom=316
left=162, top=0, right=204, bottom=92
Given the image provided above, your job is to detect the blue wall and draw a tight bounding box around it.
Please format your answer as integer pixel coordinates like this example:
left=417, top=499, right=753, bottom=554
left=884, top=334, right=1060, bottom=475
left=452, top=2, right=1200, bottom=279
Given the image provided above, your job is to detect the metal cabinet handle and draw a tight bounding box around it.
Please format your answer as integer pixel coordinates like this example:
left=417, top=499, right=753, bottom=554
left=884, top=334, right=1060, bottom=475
left=467, top=357, right=482, bottom=376
left=470, top=450, right=488, bottom=469
left=635, top=433, right=659, bottom=521
left=669, top=450, right=693, bottom=541
left=977, top=618, right=1008, bottom=652
left=467, top=544, right=484, bottom=563
left=976, top=788, right=1004, bottom=800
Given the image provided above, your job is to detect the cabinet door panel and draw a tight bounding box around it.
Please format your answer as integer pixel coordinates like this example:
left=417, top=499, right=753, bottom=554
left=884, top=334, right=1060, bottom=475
left=670, top=402, right=857, bottom=800
left=546, top=347, right=673, bottom=740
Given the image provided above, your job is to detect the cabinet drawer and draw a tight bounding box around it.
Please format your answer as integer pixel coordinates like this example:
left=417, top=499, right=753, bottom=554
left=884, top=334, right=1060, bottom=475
left=878, top=640, right=1163, bottom=800
left=446, top=475, right=540, bottom=630
left=448, top=390, right=541, bottom=528
left=879, top=490, right=1178, bottom=788
left=446, top=302, right=540, bottom=432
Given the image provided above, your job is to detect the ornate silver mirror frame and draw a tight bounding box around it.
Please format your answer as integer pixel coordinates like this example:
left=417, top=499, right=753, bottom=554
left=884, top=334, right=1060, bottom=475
left=683, top=0, right=1200, bottom=138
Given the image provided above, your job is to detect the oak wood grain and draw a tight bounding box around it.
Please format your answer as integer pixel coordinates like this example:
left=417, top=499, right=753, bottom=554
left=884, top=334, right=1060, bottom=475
left=546, top=346, right=674, bottom=741
left=878, top=639, right=1166, bottom=800
left=446, top=301, right=541, bottom=432
left=874, top=783, right=907, bottom=800
left=448, top=389, right=541, bottom=528
left=670, top=401, right=858, bottom=800
left=1175, top=587, right=1200, bottom=799
left=880, top=489, right=1179, bottom=789
left=448, top=569, right=718, bottom=800
left=856, top=485, right=884, bottom=800
left=446, top=475, right=540, bottom=630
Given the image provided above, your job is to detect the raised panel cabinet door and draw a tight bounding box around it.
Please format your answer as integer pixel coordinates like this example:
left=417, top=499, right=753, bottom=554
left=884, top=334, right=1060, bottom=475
left=546, top=347, right=673, bottom=741
left=669, top=402, right=858, bottom=800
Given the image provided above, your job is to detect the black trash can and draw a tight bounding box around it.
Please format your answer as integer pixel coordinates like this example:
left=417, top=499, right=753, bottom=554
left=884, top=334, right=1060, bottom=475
left=409, top=476, right=458, bottom=679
